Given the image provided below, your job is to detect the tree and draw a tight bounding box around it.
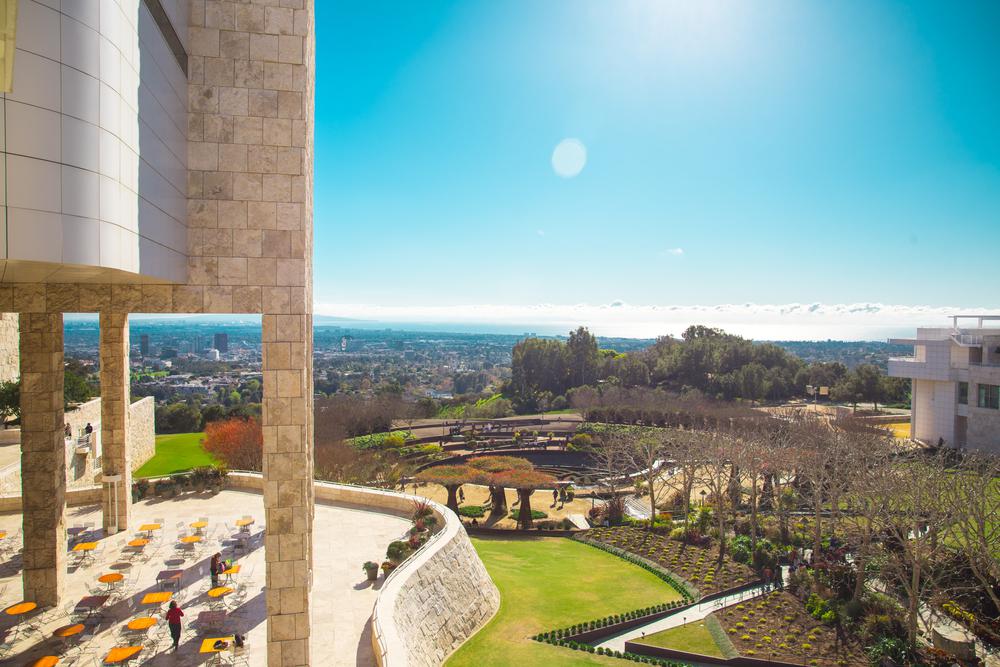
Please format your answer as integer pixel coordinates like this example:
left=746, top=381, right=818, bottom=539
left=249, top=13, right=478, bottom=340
left=492, top=469, right=556, bottom=529
left=696, top=429, right=737, bottom=563
left=203, top=417, right=262, bottom=471
left=0, top=380, right=20, bottom=427
left=467, top=456, right=531, bottom=518
left=659, top=429, right=701, bottom=532
left=155, top=402, right=203, bottom=434
left=611, top=426, right=669, bottom=528
left=415, top=465, right=476, bottom=514
left=853, top=364, right=886, bottom=412
left=64, top=368, right=94, bottom=407
left=567, top=327, right=599, bottom=388
left=946, top=453, right=1000, bottom=614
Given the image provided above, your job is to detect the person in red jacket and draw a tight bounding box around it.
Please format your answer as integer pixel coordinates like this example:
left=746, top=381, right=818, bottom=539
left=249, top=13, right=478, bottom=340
left=165, top=600, right=184, bottom=651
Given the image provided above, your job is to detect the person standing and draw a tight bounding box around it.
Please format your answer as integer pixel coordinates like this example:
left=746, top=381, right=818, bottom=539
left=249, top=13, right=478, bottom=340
left=166, top=601, right=184, bottom=651
left=210, top=553, right=224, bottom=587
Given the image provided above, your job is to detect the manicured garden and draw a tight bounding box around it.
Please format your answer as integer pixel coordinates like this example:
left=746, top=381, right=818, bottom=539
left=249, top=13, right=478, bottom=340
left=585, top=526, right=755, bottom=597
left=637, top=619, right=727, bottom=658
left=134, top=432, right=214, bottom=478
left=446, top=537, right=684, bottom=667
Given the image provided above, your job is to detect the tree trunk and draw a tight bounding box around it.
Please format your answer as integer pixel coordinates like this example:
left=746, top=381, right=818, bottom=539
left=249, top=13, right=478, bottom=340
left=517, top=489, right=534, bottom=529
left=648, top=472, right=657, bottom=528
left=446, top=485, right=460, bottom=515
left=853, top=521, right=871, bottom=602
left=813, top=495, right=823, bottom=559
left=908, top=555, right=921, bottom=649
left=749, top=477, right=759, bottom=553
left=489, top=485, right=507, bottom=516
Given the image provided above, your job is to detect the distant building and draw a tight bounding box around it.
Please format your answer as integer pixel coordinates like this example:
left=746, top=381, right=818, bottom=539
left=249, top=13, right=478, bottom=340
left=140, top=334, right=150, bottom=357
left=213, top=333, right=229, bottom=353
left=889, top=315, right=1000, bottom=453
left=206, top=348, right=221, bottom=362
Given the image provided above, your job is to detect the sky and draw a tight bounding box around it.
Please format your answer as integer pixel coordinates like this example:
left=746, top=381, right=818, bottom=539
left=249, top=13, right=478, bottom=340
left=313, top=1, right=1000, bottom=339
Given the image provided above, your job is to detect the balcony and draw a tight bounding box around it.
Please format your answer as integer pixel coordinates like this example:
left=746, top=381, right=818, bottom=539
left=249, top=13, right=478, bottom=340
left=887, top=357, right=956, bottom=381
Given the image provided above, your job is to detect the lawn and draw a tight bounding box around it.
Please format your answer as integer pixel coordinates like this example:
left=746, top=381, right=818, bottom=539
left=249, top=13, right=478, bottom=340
left=882, top=421, right=910, bottom=439
left=636, top=619, right=725, bottom=657
left=134, top=432, right=215, bottom=478
left=446, top=536, right=683, bottom=667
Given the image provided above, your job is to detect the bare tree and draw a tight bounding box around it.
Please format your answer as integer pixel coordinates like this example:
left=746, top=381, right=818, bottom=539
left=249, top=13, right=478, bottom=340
left=659, top=429, right=701, bottom=532
left=946, top=452, right=1000, bottom=614
left=615, top=427, right=671, bottom=527
left=696, top=428, right=736, bottom=563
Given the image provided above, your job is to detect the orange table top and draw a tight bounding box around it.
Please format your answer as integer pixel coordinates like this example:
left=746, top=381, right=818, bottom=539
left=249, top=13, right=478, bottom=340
left=99, top=573, right=124, bottom=584
left=73, top=542, right=98, bottom=552
left=207, top=586, right=233, bottom=598
left=31, top=657, right=59, bottom=667
left=199, top=637, right=235, bottom=654
left=127, top=617, right=157, bottom=631
left=138, top=524, right=161, bottom=532
left=54, top=623, right=85, bottom=638
left=140, top=592, right=172, bottom=605
left=127, top=539, right=149, bottom=547
left=235, top=518, right=254, bottom=526
left=223, top=564, right=241, bottom=575
left=179, top=535, right=202, bottom=544
left=5, top=601, right=37, bottom=615
left=104, top=646, right=142, bottom=664
left=190, top=521, right=208, bottom=528
left=0, top=531, right=6, bottom=539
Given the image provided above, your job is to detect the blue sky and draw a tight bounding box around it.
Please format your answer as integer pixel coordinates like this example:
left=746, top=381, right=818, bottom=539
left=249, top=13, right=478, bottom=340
left=313, top=1, right=1000, bottom=337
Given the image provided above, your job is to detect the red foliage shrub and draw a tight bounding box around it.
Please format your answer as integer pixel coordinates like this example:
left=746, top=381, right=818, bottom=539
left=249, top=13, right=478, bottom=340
left=203, top=417, right=263, bottom=471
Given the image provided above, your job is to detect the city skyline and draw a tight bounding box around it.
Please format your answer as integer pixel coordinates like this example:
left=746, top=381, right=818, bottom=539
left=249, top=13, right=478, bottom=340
left=313, top=1, right=1000, bottom=336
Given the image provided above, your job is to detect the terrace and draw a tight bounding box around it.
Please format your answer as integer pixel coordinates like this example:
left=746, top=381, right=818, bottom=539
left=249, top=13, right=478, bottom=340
left=0, top=489, right=411, bottom=666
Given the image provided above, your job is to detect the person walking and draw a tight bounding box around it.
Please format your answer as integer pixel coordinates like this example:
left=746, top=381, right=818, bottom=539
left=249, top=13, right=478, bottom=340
left=166, top=601, right=184, bottom=651
left=210, top=553, right=224, bottom=587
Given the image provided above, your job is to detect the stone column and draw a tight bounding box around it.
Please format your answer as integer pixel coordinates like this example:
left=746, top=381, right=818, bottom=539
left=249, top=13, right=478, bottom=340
left=19, top=311, right=66, bottom=605
left=262, top=312, right=313, bottom=667
left=99, top=312, right=131, bottom=534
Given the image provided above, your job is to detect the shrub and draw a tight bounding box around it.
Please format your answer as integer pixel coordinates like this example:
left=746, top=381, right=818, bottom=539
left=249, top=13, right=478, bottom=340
left=509, top=509, right=547, bottom=521
left=203, top=417, right=262, bottom=471
left=386, top=540, right=410, bottom=563
left=458, top=505, right=487, bottom=518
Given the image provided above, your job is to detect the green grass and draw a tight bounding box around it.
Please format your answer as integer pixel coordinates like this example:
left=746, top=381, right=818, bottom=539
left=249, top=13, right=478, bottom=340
left=635, top=619, right=725, bottom=657
left=446, top=537, right=684, bottom=667
left=134, top=432, right=215, bottom=478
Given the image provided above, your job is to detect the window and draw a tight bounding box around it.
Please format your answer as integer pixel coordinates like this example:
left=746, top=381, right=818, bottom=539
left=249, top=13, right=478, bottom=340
left=977, top=384, right=999, bottom=410
left=958, top=382, right=969, bottom=405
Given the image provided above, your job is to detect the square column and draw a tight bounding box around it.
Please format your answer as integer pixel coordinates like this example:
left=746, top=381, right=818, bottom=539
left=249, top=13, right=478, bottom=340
left=262, top=313, right=313, bottom=667
left=19, top=312, right=66, bottom=605
left=99, top=312, right=131, bottom=534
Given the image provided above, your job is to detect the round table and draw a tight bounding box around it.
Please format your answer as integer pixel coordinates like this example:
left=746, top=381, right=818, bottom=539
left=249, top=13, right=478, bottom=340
left=128, top=538, right=149, bottom=548
left=53, top=623, right=84, bottom=638
left=207, top=586, right=233, bottom=598
left=0, top=531, right=7, bottom=539
left=180, top=535, right=202, bottom=544
left=5, top=601, right=37, bottom=616
left=127, top=617, right=157, bottom=631
left=31, top=657, right=59, bottom=667
left=99, top=573, right=124, bottom=586
left=190, top=521, right=208, bottom=529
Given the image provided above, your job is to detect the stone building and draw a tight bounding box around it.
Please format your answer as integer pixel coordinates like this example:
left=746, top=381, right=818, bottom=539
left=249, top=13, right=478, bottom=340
left=1, top=2, right=315, bottom=665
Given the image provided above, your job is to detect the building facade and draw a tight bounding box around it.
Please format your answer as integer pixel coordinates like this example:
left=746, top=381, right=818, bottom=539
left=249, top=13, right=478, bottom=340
left=888, top=315, right=1000, bottom=454
left=1, top=1, right=315, bottom=665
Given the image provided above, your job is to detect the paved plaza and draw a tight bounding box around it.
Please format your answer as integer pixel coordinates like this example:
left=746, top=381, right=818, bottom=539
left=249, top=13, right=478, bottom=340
left=0, top=490, right=411, bottom=666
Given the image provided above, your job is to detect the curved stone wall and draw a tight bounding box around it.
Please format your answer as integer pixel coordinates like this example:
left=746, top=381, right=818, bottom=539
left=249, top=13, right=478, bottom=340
left=222, top=474, right=500, bottom=667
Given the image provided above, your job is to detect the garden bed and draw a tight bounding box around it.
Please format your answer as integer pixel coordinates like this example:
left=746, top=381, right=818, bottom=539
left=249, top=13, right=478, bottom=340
left=584, top=526, right=755, bottom=597
left=716, top=589, right=867, bottom=666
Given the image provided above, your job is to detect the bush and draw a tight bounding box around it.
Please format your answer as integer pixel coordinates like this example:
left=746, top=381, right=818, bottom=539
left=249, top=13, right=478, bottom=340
left=458, top=505, right=486, bottom=518
left=386, top=540, right=410, bottom=563
left=203, top=417, right=262, bottom=471
left=509, top=509, right=547, bottom=521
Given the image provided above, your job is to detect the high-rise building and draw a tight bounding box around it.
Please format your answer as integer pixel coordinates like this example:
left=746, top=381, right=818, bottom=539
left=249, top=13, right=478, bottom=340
left=213, top=332, right=229, bottom=353
left=889, top=315, right=1000, bottom=454
left=140, top=334, right=150, bottom=357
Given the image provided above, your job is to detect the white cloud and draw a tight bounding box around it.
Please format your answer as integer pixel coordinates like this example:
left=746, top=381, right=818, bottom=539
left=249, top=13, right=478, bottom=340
left=313, top=301, right=1000, bottom=340
left=662, top=247, right=684, bottom=256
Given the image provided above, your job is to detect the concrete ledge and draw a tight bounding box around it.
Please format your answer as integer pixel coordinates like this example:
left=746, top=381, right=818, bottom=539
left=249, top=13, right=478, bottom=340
left=0, top=485, right=103, bottom=512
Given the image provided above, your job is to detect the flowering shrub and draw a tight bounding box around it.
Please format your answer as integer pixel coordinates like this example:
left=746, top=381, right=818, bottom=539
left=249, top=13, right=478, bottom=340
left=203, top=417, right=262, bottom=471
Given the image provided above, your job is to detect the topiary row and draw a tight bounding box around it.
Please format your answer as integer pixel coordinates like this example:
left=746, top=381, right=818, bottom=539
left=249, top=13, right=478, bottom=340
left=573, top=535, right=697, bottom=602
left=537, top=600, right=688, bottom=640
left=531, top=635, right=694, bottom=666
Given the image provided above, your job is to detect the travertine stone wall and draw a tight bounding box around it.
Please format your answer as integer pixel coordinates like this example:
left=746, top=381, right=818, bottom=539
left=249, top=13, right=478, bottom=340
left=99, top=313, right=132, bottom=534
left=128, top=397, right=156, bottom=470
left=19, top=312, right=67, bottom=606
left=391, top=529, right=500, bottom=667
left=0, top=314, right=18, bottom=383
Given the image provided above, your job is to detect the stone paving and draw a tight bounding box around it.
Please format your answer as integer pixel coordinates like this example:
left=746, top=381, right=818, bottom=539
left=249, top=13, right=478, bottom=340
left=0, top=490, right=410, bottom=666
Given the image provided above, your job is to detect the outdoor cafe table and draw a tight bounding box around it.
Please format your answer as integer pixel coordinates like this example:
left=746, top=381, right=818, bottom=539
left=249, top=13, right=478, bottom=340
left=140, top=591, right=172, bottom=609
left=127, top=617, right=157, bottom=632
left=98, top=572, right=124, bottom=590
left=104, top=646, right=142, bottom=664
left=156, top=569, right=183, bottom=589
left=222, top=563, right=241, bottom=581
left=179, top=535, right=202, bottom=544
left=76, top=595, right=110, bottom=618
left=190, top=520, right=208, bottom=534
left=53, top=623, right=85, bottom=638
left=197, top=610, right=226, bottom=632
left=235, top=518, right=255, bottom=532
left=199, top=636, right=235, bottom=666
left=138, top=523, right=161, bottom=537
left=30, top=657, right=59, bottom=667
left=127, top=538, right=149, bottom=548
left=4, top=601, right=37, bottom=617
left=0, top=530, right=7, bottom=539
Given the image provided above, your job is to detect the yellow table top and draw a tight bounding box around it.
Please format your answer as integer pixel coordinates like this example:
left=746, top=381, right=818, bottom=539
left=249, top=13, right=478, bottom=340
left=0, top=531, right=6, bottom=539
left=31, top=657, right=59, bottom=667
left=5, top=601, right=37, bottom=616
left=207, top=586, right=233, bottom=598
left=127, top=539, right=149, bottom=547
left=190, top=521, right=208, bottom=529
left=54, top=623, right=85, bottom=638
left=104, top=646, right=142, bottom=664
left=235, top=518, right=254, bottom=527
left=199, top=637, right=235, bottom=654
left=138, top=524, right=161, bottom=532
left=73, top=542, right=98, bottom=552
left=140, top=592, right=172, bottom=605
left=179, top=535, right=202, bottom=544
left=99, top=573, right=124, bottom=584
left=223, top=564, right=241, bottom=575
left=127, top=617, right=157, bottom=631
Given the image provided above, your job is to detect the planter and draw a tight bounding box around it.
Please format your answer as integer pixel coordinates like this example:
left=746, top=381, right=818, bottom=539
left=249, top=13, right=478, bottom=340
left=364, top=566, right=379, bottom=581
